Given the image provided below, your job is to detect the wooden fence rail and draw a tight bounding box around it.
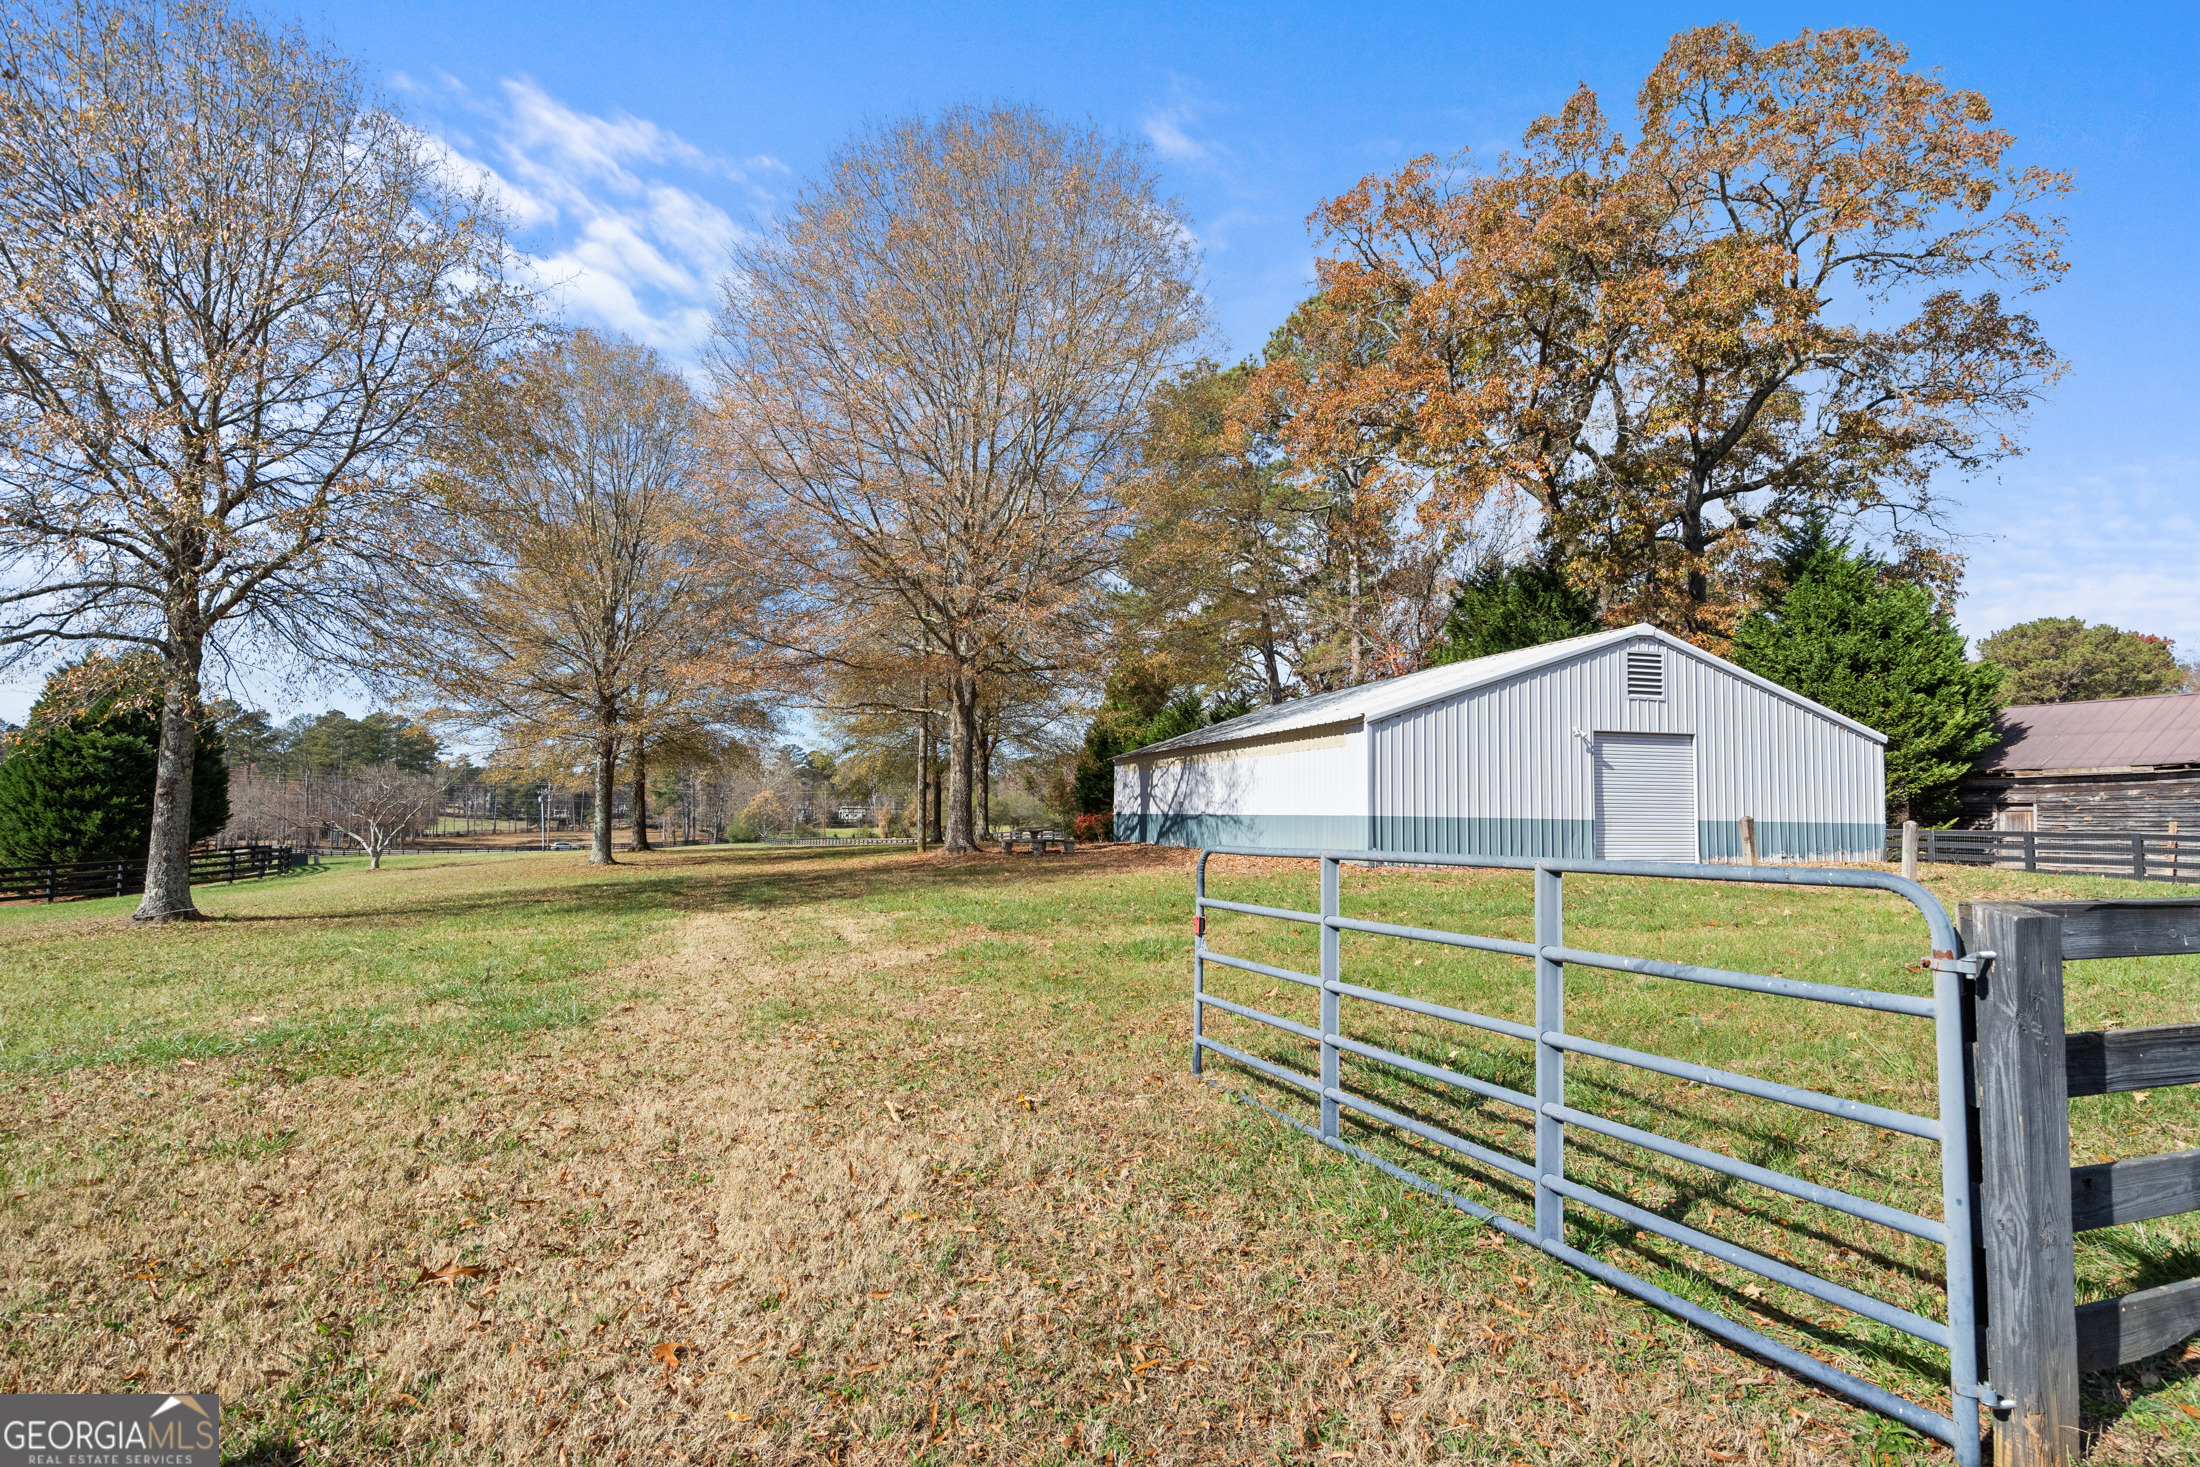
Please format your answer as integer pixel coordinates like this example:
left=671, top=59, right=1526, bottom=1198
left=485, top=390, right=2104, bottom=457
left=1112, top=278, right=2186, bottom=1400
left=1959, top=897, right=2200, bottom=1466
left=0, top=844, right=298, bottom=906
left=1897, top=827, right=2197, bottom=883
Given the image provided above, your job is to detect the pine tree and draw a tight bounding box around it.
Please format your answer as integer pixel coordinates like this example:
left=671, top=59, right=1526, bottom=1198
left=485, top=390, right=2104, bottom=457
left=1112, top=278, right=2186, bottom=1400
left=1427, top=560, right=1602, bottom=665
left=0, top=654, right=229, bottom=866
left=1731, top=523, right=2001, bottom=825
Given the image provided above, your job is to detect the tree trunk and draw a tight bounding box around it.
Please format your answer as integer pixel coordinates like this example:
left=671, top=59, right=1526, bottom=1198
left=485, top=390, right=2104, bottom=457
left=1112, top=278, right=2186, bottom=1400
left=134, top=635, right=204, bottom=923
left=979, top=721, right=993, bottom=837
left=928, top=756, right=942, bottom=843
left=1349, top=543, right=1364, bottom=685
left=1261, top=613, right=1285, bottom=704
left=631, top=741, right=653, bottom=852
left=592, top=729, right=619, bottom=864
left=1682, top=480, right=1711, bottom=610
left=945, top=671, right=978, bottom=853
left=915, top=709, right=931, bottom=854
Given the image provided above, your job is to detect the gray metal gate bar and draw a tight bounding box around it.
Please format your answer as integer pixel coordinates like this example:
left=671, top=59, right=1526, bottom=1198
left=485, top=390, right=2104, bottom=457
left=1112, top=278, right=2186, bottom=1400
left=1197, top=990, right=1322, bottom=1040
left=1547, top=1030, right=1943, bottom=1139
left=1542, top=942, right=1941, bottom=1016
left=1230, top=1075, right=1973, bottom=1452
left=1323, top=978, right=1538, bottom=1041
left=1541, top=1172, right=1953, bottom=1346
left=1324, top=1084, right=1541, bottom=1183
left=1329, top=912, right=1539, bottom=957
left=1545, top=1101, right=1948, bottom=1242
left=1190, top=844, right=1984, bottom=1465
left=1196, top=1034, right=1321, bottom=1095
left=1198, top=949, right=1320, bottom=988
left=1540, top=1234, right=1969, bottom=1449
left=1329, top=1032, right=1536, bottom=1112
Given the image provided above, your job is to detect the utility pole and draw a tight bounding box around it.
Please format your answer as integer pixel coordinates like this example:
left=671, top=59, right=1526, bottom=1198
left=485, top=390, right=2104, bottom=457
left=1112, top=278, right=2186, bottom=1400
left=538, top=785, right=550, bottom=850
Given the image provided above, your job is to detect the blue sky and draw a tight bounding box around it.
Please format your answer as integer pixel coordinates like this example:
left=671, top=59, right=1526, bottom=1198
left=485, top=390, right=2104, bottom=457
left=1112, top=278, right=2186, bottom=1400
left=21, top=0, right=2187, bottom=724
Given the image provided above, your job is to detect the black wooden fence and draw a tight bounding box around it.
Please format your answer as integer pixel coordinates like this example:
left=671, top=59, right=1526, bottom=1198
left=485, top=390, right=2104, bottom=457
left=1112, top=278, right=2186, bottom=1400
left=0, top=843, right=300, bottom=905
left=1960, top=898, right=2200, bottom=1466
left=1888, top=826, right=2197, bottom=884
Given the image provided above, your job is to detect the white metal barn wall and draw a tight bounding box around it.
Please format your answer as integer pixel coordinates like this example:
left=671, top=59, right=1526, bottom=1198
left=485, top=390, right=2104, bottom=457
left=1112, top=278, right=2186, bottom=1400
left=1124, top=721, right=1370, bottom=850
left=1370, top=635, right=1884, bottom=861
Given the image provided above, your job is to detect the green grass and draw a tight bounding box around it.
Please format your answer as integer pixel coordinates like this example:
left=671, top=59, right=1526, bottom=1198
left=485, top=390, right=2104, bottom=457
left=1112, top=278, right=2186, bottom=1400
left=0, top=851, right=732, bottom=1074
left=6, top=843, right=2199, bottom=1454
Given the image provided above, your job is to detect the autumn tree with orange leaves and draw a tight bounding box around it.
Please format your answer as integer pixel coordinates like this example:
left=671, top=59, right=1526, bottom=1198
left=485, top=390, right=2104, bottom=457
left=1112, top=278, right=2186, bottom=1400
left=1279, top=23, right=2070, bottom=646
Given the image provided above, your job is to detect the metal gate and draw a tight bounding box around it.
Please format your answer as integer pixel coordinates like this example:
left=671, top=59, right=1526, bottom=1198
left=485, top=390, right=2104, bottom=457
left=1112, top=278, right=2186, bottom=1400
left=1190, top=845, right=1987, bottom=1463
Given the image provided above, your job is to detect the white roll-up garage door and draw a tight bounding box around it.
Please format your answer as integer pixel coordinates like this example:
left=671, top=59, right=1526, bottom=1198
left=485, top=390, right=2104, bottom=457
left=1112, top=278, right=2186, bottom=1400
left=1594, top=733, right=1699, bottom=861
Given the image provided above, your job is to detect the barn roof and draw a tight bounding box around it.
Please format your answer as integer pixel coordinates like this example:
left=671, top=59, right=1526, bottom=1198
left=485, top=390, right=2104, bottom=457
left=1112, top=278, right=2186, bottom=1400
left=1981, top=693, right=2200, bottom=773
left=1114, top=623, right=1885, bottom=761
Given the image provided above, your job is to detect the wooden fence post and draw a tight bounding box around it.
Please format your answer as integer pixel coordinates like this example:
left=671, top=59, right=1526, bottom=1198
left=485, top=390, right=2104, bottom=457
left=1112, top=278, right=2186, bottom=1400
left=1738, top=815, right=1758, bottom=865
left=1902, top=821, right=1920, bottom=881
left=1963, top=901, right=2080, bottom=1467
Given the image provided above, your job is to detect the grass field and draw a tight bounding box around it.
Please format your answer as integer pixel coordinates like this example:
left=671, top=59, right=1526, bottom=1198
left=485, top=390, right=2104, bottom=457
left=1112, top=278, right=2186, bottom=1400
left=0, top=845, right=2196, bottom=1465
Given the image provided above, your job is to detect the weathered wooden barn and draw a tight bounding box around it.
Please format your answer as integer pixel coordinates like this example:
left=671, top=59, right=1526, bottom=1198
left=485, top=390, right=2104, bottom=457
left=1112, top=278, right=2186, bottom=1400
left=1113, top=624, right=1887, bottom=862
left=1961, top=693, right=2200, bottom=833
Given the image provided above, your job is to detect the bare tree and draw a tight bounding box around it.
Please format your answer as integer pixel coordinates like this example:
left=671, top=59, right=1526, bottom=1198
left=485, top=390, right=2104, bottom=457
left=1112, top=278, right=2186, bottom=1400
left=378, top=331, right=764, bottom=865
left=712, top=103, right=1206, bottom=852
left=325, top=764, right=444, bottom=870
left=0, top=0, right=526, bottom=920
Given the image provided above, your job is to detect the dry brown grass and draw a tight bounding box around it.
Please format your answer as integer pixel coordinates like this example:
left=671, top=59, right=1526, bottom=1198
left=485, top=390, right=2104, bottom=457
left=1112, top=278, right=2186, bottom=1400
left=2, top=844, right=2196, bottom=1465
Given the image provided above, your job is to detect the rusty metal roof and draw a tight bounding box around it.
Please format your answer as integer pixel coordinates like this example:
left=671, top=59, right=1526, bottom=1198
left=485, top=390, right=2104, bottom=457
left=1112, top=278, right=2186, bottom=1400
left=1983, top=693, right=2200, bottom=773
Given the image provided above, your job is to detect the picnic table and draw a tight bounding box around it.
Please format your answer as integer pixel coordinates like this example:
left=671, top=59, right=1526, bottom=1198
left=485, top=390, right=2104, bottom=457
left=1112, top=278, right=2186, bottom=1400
left=999, top=827, right=1076, bottom=855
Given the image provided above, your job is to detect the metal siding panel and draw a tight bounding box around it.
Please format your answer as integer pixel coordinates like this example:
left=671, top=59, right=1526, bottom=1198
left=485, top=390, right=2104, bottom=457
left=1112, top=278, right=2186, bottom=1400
left=1368, top=635, right=1885, bottom=861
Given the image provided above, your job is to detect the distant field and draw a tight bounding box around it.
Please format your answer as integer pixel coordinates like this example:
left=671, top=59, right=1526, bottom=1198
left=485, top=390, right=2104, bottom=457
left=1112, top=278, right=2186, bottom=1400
left=1, top=846, right=2196, bottom=1465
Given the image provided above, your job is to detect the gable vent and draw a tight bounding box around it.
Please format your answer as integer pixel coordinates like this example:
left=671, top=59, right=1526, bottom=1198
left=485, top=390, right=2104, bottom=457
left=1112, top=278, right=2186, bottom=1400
left=1625, top=649, right=1664, bottom=700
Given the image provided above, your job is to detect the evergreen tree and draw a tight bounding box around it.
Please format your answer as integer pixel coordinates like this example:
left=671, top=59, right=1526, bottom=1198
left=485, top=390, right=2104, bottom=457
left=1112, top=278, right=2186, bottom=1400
left=1731, top=522, right=2001, bottom=825
left=0, top=654, right=229, bottom=865
left=1428, top=560, right=1601, bottom=665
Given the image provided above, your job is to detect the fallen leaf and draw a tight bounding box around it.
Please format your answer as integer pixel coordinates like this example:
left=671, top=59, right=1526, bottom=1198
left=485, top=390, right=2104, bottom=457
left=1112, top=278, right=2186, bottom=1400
left=728, top=1412, right=752, bottom=1422
left=1708, top=1453, right=1744, bottom=1463
left=2181, top=1402, right=2200, bottom=1421
left=414, top=1261, right=487, bottom=1284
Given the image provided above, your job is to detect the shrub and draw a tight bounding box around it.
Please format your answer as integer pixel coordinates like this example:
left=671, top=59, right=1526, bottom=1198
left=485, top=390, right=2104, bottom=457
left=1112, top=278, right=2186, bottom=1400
left=1073, top=811, right=1112, bottom=843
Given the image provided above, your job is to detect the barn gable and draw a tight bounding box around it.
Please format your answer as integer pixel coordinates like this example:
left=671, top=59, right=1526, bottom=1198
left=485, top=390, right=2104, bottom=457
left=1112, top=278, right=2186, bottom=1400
left=1114, top=625, right=1887, bottom=861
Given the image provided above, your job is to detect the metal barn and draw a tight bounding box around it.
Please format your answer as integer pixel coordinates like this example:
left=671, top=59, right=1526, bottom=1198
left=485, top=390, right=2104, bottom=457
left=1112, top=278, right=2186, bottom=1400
left=1114, top=624, right=1886, bottom=862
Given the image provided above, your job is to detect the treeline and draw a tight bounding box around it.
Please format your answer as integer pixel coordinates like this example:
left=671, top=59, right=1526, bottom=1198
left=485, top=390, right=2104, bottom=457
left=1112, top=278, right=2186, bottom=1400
left=0, top=3, right=2188, bottom=909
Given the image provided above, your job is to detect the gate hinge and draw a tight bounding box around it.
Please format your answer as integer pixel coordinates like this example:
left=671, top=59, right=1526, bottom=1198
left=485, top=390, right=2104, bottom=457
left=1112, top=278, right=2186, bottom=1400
left=1956, top=1378, right=2016, bottom=1411
left=1924, top=952, right=1992, bottom=976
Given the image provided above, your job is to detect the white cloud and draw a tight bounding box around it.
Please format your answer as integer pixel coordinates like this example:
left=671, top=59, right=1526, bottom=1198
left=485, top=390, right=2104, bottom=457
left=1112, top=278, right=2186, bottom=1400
left=407, top=75, right=758, bottom=360
left=1143, top=110, right=1212, bottom=164
left=1954, top=459, right=2200, bottom=656
left=1141, top=78, right=1230, bottom=170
